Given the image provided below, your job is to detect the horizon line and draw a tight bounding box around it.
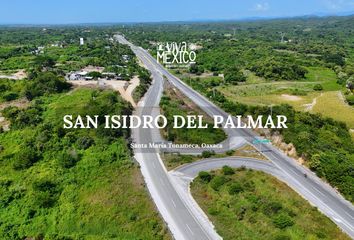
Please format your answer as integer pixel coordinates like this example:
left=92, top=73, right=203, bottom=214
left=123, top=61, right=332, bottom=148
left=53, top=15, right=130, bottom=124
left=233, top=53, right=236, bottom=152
left=0, top=12, right=353, bottom=27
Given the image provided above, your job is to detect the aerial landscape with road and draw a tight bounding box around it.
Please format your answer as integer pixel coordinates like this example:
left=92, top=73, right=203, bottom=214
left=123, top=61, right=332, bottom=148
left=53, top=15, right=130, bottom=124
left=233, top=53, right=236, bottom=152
left=0, top=1, right=353, bottom=240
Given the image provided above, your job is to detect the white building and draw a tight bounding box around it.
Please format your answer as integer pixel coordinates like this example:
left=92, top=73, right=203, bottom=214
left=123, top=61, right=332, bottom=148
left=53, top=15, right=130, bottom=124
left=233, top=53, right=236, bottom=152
left=80, top=38, right=84, bottom=45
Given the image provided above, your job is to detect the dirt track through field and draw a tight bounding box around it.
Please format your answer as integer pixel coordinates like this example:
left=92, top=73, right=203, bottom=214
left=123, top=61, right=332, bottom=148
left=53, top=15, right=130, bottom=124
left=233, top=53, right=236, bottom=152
left=303, top=93, right=322, bottom=111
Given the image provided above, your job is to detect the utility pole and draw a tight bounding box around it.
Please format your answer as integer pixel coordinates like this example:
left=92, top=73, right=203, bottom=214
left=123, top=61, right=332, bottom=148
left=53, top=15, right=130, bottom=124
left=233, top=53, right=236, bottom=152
left=280, top=32, right=285, bottom=43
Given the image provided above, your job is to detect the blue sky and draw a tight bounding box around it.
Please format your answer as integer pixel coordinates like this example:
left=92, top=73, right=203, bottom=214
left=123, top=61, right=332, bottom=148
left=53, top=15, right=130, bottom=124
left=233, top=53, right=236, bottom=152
left=1, top=0, right=354, bottom=24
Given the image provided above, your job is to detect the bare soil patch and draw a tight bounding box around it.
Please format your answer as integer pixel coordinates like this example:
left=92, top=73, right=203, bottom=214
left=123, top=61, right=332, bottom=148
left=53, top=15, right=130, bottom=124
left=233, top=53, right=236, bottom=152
left=281, top=94, right=302, bottom=101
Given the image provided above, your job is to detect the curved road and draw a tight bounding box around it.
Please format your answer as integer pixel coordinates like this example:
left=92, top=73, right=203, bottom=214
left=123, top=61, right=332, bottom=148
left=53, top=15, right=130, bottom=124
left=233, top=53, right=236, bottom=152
left=173, top=157, right=282, bottom=179
left=116, top=35, right=354, bottom=239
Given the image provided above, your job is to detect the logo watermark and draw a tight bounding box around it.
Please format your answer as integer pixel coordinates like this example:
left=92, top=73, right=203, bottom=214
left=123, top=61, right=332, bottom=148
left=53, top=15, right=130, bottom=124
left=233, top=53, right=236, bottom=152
left=156, top=42, right=196, bottom=68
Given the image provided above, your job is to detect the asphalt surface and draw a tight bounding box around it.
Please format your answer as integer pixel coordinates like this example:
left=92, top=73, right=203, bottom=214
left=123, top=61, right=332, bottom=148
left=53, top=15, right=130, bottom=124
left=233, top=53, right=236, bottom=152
left=173, top=157, right=282, bottom=179
left=117, top=35, right=217, bottom=239
left=116, top=34, right=354, bottom=239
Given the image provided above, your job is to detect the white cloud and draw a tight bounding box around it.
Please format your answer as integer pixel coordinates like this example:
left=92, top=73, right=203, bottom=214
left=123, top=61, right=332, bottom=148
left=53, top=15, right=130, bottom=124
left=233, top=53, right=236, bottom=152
left=324, top=0, right=354, bottom=10
left=253, top=2, right=270, bottom=12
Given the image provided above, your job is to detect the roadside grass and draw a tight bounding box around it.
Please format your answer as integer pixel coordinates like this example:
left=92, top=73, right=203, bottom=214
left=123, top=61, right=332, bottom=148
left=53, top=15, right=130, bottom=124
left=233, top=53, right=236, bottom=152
left=160, top=82, right=226, bottom=145
left=311, top=91, right=354, bottom=129
left=191, top=168, right=350, bottom=240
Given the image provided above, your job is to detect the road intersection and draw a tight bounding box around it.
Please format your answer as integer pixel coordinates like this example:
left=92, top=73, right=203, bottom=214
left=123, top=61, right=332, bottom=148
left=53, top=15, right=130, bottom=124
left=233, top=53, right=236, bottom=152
left=115, top=34, right=354, bottom=240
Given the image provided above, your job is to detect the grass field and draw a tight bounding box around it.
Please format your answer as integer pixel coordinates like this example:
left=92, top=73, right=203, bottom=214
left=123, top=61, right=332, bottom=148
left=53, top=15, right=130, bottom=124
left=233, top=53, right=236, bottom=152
left=304, top=67, right=342, bottom=91
left=311, top=91, right=354, bottom=129
left=191, top=168, right=350, bottom=240
left=218, top=87, right=321, bottom=111
left=215, top=67, right=354, bottom=130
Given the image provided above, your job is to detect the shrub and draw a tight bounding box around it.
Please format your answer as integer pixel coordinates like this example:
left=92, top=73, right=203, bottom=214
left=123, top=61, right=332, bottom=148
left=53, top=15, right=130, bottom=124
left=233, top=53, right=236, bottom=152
left=208, top=207, right=218, bottom=215
left=313, top=84, right=323, bottom=91
left=12, top=147, right=40, bottom=170
left=263, top=201, right=283, bottom=216
left=33, top=191, right=55, bottom=208
left=273, top=212, right=294, bottom=229
left=224, top=66, right=246, bottom=84
left=189, top=63, right=204, bottom=75
left=59, top=149, right=80, bottom=168
left=251, top=59, right=307, bottom=81
left=210, top=176, right=227, bottom=191
left=243, top=180, right=255, bottom=192
left=228, top=182, right=244, bottom=195
left=87, top=71, right=102, bottom=78
left=34, top=55, right=56, bottom=69
left=225, top=150, right=234, bottom=156
left=201, top=150, right=215, bottom=158
left=222, top=165, right=234, bottom=175
left=198, top=171, right=212, bottom=183
left=32, top=179, right=56, bottom=192
left=345, top=94, right=354, bottom=105
left=2, top=92, right=19, bottom=101
left=24, top=72, right=71, bottom=100
left=76, top=136, right=94, bottom=150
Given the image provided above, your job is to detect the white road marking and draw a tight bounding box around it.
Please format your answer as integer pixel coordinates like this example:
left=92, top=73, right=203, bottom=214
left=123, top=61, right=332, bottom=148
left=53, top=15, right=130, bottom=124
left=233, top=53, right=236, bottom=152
left=186, top=223, right=194, bottom=235
left=171, top=199, right=177, bottom=208
left=268, top=153, right=354, bottom=232
left=287, top=168, right=301, bottom=177
left=312, top=187, right=326, bottom=197
left=345, top=212, right=354, bottom=220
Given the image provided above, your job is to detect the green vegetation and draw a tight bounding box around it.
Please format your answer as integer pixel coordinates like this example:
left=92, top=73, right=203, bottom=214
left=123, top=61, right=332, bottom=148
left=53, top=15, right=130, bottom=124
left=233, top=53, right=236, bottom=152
left=312, top=91, right=354, bottom=129
left=162, top=154, right=199, bottom=170
left=0, top=79, right=25, bottom=102
left=251, top=58, right=308, bottom=81
left=24, top=72, right=72, bottom=100
left=160, top=83, right=226, bottom=144
left=1, top=17, right=354, bottom=237
left=123, top=17, right=354, bottom=202
left=162, top=145, right=265, bottom=170
left=191, top=168, right=350, bottom=240
left=0, top=27, right=166, bottom=239
left=0, top=27, right=145, bottom=80
left=346, top=94, right=354, bottom=106
left=0, top=88, right=169, bottom=239
left=133, top=68, right=152, bottom=102
left=313, top=84, right=323, bottom=91
left=173, top=74, right=354, bottom=201
left=124, top=16, right=354, bottom=83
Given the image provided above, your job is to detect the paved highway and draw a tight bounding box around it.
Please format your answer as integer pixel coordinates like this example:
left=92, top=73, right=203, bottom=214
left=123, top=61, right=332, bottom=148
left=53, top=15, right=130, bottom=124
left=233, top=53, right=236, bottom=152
left=117, top=35, right=220, bottom=239
left=116, top=34, right=354, bottom=239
